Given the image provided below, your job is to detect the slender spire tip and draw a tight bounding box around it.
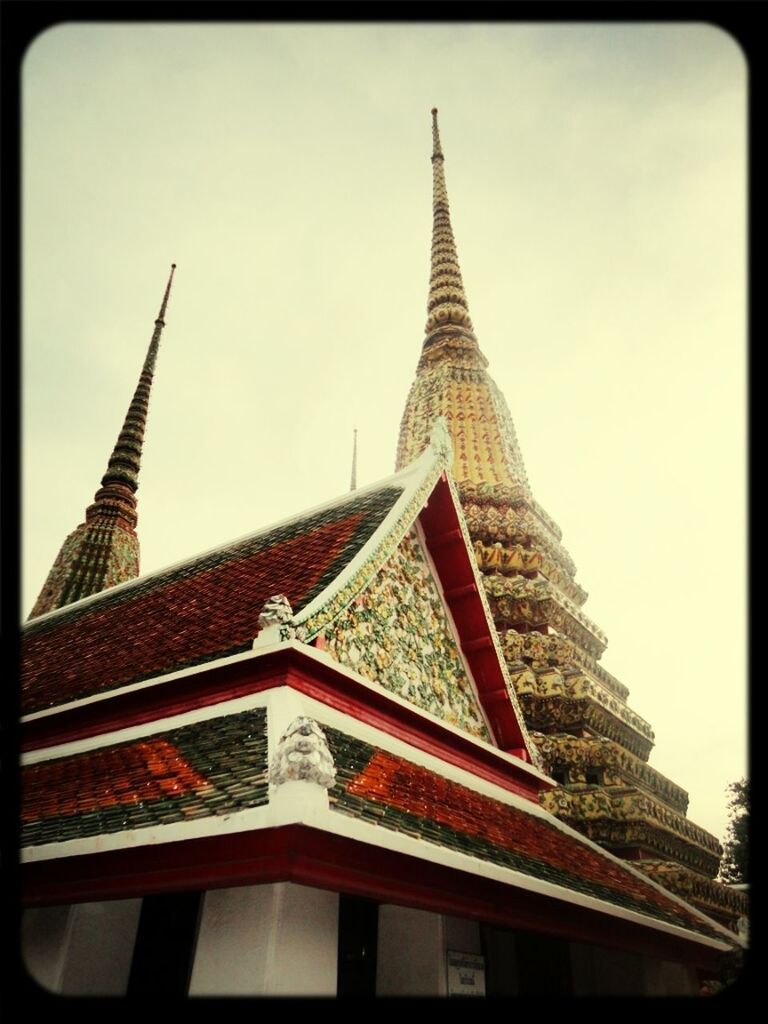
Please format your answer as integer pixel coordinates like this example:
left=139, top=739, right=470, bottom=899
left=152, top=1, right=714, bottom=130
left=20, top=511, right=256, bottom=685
left=350, top=427, right=358, bottom=492
left=156, top=263, right=176, bottom=322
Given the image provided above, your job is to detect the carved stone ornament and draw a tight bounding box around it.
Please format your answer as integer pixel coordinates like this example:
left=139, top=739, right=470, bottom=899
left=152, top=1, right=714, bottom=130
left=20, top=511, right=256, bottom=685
left=258, top=594, right=294, bottom=628
left=270, top=716, right=337, bottom=788
left=429, top=416, right=454, bottom=468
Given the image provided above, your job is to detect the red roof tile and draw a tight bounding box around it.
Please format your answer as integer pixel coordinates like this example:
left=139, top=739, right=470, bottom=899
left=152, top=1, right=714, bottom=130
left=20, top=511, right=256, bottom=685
left=22, top=487, right=402, bottom=714
left=21, top=709, right=268, bottom=845
left=327, top=726, right=726, bottom=943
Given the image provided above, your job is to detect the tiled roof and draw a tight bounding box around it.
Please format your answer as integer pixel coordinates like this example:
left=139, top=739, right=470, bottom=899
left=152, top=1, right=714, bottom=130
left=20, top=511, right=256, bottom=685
left=324, top=726, right=726, bottom=943
left=22, top=709, right=268, bottom=846
left=22, top=487, right=402, bottom=714
left=21, top=710, right=729, bottom=946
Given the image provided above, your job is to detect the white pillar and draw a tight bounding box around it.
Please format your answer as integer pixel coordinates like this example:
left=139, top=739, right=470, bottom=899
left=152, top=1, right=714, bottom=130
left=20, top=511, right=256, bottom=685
left=189, top=882, right=338, bottom=996
left=22, top=905, right=71, bottom=993
left=376, top=905, right=446, bottom=996
left=23, top=900, right=142, bottom=995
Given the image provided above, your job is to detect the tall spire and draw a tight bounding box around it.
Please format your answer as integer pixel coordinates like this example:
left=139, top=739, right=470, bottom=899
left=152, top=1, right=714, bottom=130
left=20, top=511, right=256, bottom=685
left=28, top=265, right=176, bottom=619
left=424, top=108, right=478, bottom=352
left=350, top=428, right=358, bottom=491
left=396, top=111, right=528, bottom=490
left=94, top=263, right=176, bottom=509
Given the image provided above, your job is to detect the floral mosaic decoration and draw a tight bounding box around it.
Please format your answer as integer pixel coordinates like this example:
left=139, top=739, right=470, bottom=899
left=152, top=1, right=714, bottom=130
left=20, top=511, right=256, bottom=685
left=323, top=528, right=490, bottom=740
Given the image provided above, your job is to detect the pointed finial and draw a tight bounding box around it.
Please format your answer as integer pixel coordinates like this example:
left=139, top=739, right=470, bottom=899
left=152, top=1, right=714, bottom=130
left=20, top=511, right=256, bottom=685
left=431, top=107, right=443, bottom=161
left=350, top=428, right=358, bottom=491
left=155, top=263, right=177, bottom=325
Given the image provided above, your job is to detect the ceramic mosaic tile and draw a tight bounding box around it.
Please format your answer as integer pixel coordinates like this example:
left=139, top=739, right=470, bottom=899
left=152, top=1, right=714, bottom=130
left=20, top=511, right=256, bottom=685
left=323, top=528, right=490, bottom=739
left=21, top=708, right=268, bottom=846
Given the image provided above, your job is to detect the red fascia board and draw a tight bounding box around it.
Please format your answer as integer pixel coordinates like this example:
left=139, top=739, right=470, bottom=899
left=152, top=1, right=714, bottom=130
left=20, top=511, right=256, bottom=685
left=21, top=646, right=542, bottom=801
left=418, top=475, right=530, bottom=758
left=20, top=823, right=724, bottom=971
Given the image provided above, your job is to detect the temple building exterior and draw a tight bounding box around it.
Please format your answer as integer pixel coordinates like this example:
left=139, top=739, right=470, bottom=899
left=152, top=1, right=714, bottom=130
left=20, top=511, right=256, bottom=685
left=19, top=113, right=744, bottom=997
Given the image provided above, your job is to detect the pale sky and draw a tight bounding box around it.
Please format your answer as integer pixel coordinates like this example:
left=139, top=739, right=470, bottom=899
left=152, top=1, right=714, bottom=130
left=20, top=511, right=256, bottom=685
left=22, top=23, right=746, bottom=849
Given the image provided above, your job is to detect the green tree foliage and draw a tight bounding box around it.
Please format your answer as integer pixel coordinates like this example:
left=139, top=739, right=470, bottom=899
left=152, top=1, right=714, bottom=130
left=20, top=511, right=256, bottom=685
left=719, top=778, right=749, bottom=884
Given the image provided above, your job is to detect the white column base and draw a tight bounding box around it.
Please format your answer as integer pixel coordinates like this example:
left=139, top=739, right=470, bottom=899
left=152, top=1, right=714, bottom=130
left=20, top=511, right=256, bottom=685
left=189, top=882, right=338, bottom=996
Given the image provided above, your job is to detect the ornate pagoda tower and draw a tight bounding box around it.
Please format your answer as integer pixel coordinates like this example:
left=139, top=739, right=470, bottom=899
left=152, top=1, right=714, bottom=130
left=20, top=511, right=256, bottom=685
left=397, top=110, right=744, bottom=930
left=28, top=264, right=176, bottom=619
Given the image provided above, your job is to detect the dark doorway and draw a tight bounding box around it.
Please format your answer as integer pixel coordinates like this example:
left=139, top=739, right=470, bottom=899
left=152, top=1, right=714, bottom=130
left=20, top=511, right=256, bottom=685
left=482, top=925, right=574, bottom=996
left=337, top=894, right=379, bottom=996
left=514, top=929, right=574, bottom=994
left=127, top=891, right=202, bottom=996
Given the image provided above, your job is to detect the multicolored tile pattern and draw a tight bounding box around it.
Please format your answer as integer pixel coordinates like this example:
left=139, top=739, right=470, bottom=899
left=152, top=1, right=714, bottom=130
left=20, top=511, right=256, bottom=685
left=29, top=524, right=140, bottom=622
left=22, top=487, right=402, bottom=713
left=324, top=725, right=724, bottom=943
left=28, top=266, right=177, bottom=619
left=21, top=708, right=268, bottom=847
left=323, top=529, right=490, bottom=739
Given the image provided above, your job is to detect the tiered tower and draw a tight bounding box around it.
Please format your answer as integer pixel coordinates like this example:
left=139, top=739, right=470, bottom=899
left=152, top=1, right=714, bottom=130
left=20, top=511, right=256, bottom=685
left=397, top=110, right=744, bottom=929
left=28, top=264, right=176, bottom=619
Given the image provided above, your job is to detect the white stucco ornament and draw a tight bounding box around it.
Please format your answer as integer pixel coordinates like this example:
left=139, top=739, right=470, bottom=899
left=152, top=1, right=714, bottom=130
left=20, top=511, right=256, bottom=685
left=429, top=416, right=454, bottom=468
left=270, top=717, right=337, bottom=788
left=258, top=594, right=294, bottom=628
left=254, top=595, right=308, bottom=647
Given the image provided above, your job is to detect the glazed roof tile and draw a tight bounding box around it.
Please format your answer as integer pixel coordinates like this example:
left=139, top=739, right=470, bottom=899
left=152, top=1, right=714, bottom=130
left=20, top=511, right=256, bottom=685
left=22, top=712, right=730, bottom=947
left=22, top=709, right=268, bottom=846
left=22, top=486, right=403, bottom=714
left=324, top=726, right=727, bottom=943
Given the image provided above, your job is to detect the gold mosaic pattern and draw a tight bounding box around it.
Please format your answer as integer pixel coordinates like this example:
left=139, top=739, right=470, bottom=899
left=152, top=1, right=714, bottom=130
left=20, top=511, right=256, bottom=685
left=323, top=528, right=490, bottom=739
left=532, top=732, right=689, bottom=815
left=501, top=631, right=629, bottom=701
left=473, top=538, right=587, bottom=607
left=481, top=578, right=607, bottom=658
left=517, top=694, right=655, bottom=761
left=509, top=666, right=651, bottom=741
left=633, top=861, right=748, bottom=927
left=397, top=363, right=530, bottom=490
left=459, top=489, right=575, bottom=578
left=542, top=787, right=722, bottom=860
left=560, top=818, right=722, bottom=878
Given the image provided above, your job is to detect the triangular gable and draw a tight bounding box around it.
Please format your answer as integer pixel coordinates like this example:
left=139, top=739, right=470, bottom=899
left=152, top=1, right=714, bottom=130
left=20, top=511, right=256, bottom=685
left=284, top=421, right=538, bottom=764
left=319, top=525, right=492, bottom=741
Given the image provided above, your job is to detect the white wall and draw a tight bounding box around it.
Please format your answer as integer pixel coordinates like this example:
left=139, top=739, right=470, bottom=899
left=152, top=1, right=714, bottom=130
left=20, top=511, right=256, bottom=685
left=189, top=882, right=338, bottom=996
left=23, top=900, right=142, bottom=995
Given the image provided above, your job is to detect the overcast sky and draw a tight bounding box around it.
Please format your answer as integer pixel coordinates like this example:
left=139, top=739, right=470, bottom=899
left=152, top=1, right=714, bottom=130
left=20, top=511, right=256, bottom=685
left=22, top=22, right=746, bottom=848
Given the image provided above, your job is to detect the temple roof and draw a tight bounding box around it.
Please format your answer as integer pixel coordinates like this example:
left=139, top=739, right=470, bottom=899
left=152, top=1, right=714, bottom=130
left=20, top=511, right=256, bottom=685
left=22, top=480, right=404, bottom=715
